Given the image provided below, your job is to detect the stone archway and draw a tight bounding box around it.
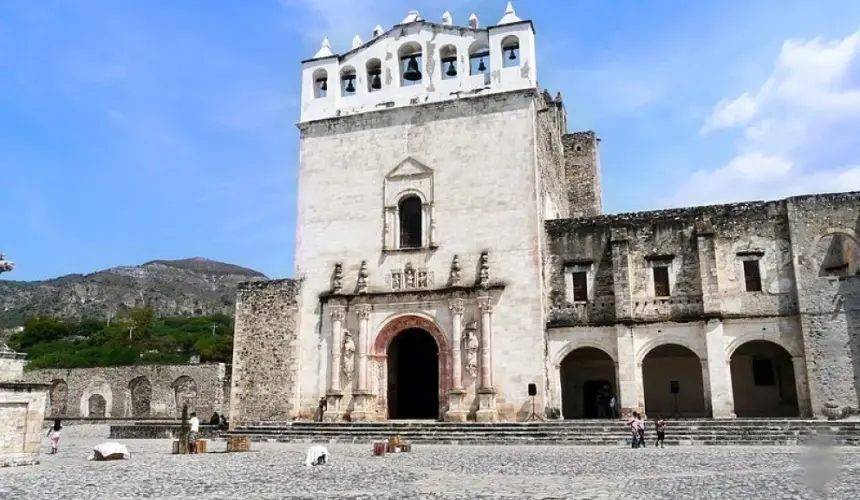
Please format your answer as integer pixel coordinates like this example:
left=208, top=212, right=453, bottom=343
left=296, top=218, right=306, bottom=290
left=642, top=344, right=708, bottom=418
left=559, top=347, right=617, bottom=419
left=730, top=340, right=799, bottom=417
left=128, top=376, right=152, bottom=417
left=372, top=315, right=450, bottom=421
left=49, top=379, right=68, bottom=417
left=88, top=394, right=107, bottom=417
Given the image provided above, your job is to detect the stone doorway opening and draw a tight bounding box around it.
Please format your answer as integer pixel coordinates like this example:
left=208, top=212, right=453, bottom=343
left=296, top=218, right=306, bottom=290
left=642, top=344, right=708, bottom=418
left=730, top=340, right=799, bottom=417
left=560, top=347, right=617, bottom=419
left=387, top=328, right=439, bottom=420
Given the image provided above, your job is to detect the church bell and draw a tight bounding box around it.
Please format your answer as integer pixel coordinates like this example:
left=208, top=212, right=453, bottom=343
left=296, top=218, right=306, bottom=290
left=318, top=78, right=327, bottom=91
left=508, top=48, right=517, bottom=60
left=445, top=60, right=457, bottom=77
left=345, top=77, right=356, bottom=93
left=478, top=58, right=486, bottom=72
left=403, top=56, right=422, bottom=81
left=370, top=72, right=382, bottom=90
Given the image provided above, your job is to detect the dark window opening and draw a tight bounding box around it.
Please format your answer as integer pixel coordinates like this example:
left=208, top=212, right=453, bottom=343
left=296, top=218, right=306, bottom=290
left=752, top=357, right=775, bottom=386
left=653, top=266, right=670, bottom=297
left=399, top=196, right=423, bottom=248
left=572, top=271, right=588, bottom=302
left=743, top=260, right=762, bottom=292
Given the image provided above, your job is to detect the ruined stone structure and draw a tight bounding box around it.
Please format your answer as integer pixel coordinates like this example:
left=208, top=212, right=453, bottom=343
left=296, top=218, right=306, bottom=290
left=230, top=4, right=860, bottom=424
left=23, top=363, right=230, bottom=419
left=0, top=256, right=50, bottom=467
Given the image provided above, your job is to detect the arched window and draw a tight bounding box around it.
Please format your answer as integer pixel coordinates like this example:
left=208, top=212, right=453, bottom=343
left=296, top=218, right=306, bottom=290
left=366, top=58, right=382, bottom=92
left=440, top=45, right=458, bottom=80
left=468, top=41, right=490, bottom=84
left=399, top=195, right=423, bottom=248
left=398, top=42, right=423, bottom=86
left=501, top=35, right=520, bottom=68
left=340, top=66, right=357, bottom=97
left=313, top=69, right=328, bottom=98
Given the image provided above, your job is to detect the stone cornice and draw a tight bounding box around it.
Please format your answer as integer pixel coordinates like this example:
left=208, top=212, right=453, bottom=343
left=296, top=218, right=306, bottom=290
left=320, top=283, right=506, bottom=305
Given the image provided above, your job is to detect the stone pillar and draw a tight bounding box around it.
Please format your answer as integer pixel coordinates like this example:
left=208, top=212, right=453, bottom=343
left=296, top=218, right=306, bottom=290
left=324, top=305, right=345, bottom=421
left=393, top=207, right=400, bottom=249
left=446, top=299, right=467, bottom=422
left=703, top=319, right=733, bottom=417
left=615, top=324, right=639, bottom=417
left=475, top=295, right=498, bottom=422
left=428, top=203, right=437, bottom=247
left=383, top=208, right=393, bottom=250
left=792, top=356, right=813, bottom=417
left=610, top=228, right=638, bottom=417
left=350, top=304, right=373, bottom=421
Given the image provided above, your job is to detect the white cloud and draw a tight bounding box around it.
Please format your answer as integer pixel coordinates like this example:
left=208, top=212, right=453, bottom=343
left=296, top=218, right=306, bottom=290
left=669, top=30, right=860, bottom=207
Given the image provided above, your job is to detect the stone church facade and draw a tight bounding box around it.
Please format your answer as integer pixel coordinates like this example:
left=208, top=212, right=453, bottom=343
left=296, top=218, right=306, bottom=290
left=229, top=5, right=860, bottom=424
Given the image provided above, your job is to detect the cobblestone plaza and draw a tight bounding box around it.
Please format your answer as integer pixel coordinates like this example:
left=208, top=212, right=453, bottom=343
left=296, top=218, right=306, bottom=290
left=1, top=428, right=859, bottom=499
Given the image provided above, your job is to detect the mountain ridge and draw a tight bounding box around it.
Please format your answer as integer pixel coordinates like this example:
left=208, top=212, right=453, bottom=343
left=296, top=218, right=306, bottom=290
left=0, top=257, right=268, bottom=327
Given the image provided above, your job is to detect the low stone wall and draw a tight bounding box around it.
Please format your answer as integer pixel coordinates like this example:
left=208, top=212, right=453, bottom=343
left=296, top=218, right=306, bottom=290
left=109, top=424, right=224, bottom=440
left=24, top=363, right=231, bottom=419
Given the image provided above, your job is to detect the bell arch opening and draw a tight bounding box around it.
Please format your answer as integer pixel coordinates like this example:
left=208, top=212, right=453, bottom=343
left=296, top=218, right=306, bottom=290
left=387, top=328, right=439, bottom=420
left=559, top=347, right=617, bottom=419
left=730, top=340, right=799, bottom=417
left=642, top=344, right=708, bottom=418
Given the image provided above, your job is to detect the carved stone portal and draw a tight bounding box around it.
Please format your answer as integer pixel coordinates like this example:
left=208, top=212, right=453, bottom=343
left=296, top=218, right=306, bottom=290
left=385, top=262, right=435, bottom=291
left=342, top=330, right=356, bottom=382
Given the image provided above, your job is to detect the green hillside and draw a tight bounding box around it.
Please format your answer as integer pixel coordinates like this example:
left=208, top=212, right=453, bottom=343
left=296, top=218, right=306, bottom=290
left=7, top=307, right=233, bottom=369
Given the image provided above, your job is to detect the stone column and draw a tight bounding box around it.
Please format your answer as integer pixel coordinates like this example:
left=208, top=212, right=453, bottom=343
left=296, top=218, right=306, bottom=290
left=615, top=324, right=639, bottom=417
left=383, top=208, right=394, bottom=250
left=324, top=305, right=346, bottom=421
left=703, top=319, right=733, bottom=417
left=351, top=304, right=373, bottom=421
left=428, top=203, right=437, bottom=247
left=446, top=299, right=467, bottom=421
left=792, top=356, right=813, bottom=417
left=475, top=295, right=498, bottom=422
left=393, top=207, right=400, bottom=249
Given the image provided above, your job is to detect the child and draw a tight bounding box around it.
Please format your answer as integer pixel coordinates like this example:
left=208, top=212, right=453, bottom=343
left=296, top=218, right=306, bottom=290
left=46, top=419, right=62, bottom=454
left=655, top=415, right=666, bottom=448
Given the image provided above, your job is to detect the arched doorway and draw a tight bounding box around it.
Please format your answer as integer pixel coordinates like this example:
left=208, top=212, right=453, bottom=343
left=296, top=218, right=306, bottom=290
left=642, top=344, right=707, bottom=417
left=49, top=379, right=68, bottom=417
left=128, top=376, right=152, bottom=417
left=559, top=347, right=617, bottom=418
left=88, top=394, right=107, bottom=417
left=730, top=340, right=799, bottom=417
left=387, top=328, right=439, bottom=419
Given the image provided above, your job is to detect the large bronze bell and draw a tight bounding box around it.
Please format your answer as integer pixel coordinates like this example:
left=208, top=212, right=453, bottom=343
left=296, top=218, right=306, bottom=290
left=371, top=72, right=382, bottom=90
left=445, top=60, right=457, bottom=77
left=345, top=77, right=355, bottom=93
left=403, top=56, right=422, bottom=81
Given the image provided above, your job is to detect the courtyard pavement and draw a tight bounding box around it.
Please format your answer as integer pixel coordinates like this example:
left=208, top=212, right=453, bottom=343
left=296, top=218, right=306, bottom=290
left=1, top=426, right=859, bottom=499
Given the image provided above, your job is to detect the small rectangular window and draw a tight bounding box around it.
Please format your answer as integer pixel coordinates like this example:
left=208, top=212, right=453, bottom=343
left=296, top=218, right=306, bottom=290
left=572, top=272, right=588, bottom=302
left=752, top=358, right=775, bottom=386
left=653, top=266, right=670, bottom=297
left=743, top=260, right=762, bottom=292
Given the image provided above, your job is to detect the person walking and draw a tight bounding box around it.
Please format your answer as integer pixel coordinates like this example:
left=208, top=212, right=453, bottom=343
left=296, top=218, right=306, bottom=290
left=46, top=419, right=62, bottom=454
left=628, top=412, right=640, bottom=448
left=655, top=415, right=666, bottom=448
left=189, top=412, right=200, bottom=454
left=636, top=414, right=647, bottom=448
left=609, top=396, right=618, bottom=418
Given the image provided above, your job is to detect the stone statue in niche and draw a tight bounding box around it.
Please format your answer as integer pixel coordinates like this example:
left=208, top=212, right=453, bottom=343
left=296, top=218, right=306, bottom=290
left=332, top=263, right=343, bottom=294
left=464, top=320, right=479, bottom=377
left=342, top=330, right=356, bottom=382
left=391, top=271, right=403, bottom=290
left=417, top=270, right=428, bottom=288
left=404, top=263, right=416, bottom=289
left=450, top=255, right=461, bottom=286
left=479, top=252, right=490, bottom=288
left=357, top=261, right=369, bottom=294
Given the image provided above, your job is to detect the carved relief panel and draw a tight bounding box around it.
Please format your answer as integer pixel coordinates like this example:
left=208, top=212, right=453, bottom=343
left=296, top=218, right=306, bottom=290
left=384, top=262, right=435, bottom=291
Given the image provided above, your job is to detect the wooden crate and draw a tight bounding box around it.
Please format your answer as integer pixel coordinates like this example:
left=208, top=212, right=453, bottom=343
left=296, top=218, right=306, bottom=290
left=227, top=435, right=251, bottom=452
left=197, top=439, right=208, bottom=453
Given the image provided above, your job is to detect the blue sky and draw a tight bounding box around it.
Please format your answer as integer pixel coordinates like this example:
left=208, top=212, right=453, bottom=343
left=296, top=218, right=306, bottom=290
left=2, top=1, right=859, bottom=281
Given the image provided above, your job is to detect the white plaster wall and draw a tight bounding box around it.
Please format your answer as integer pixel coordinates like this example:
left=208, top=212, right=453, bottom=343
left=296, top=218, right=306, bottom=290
left=301, top=21, right=537, bottom=122
left=295, top=92, right=546, bottom=419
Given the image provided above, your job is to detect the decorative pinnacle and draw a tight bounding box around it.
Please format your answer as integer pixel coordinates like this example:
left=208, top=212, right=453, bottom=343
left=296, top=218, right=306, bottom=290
left=468, top=13, right=479, bottom=29
left=498, top=2, right=521, bottom=25
left=352, top=35, right=362, bottom=49
left=441, top=11, right=453, bottom=26
left=401, top=10, right=422, bottom=24
left=312, top=37, right=333, bottom=59
left=372, top=25, right=384, bottom=37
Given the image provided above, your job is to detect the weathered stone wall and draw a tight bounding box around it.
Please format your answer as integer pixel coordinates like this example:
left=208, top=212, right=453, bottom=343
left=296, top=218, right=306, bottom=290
left=23, top=363, right=230, bottom=419
left=229, top=279, right=302, bottom=424
left=534, top=91, right=568, bottom=221
left=0, top=350, right=26, bottom=382
left=0, top=381, right=48, bottom=467
left=785, top=192, right=860, bottom=414
left=562, top=131, right=602, bottom=218
left=544, top=193, right=860, bottom=418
